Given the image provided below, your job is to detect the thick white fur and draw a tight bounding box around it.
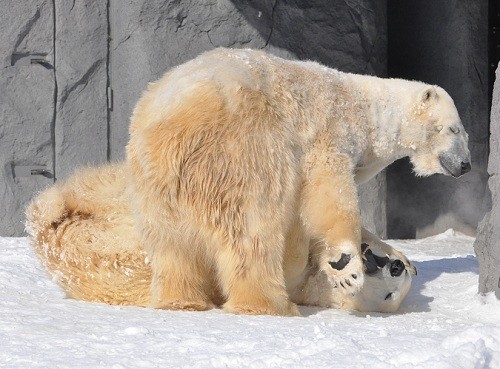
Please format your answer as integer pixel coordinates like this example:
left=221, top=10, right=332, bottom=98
left=28, top=48, right=468, bottom=316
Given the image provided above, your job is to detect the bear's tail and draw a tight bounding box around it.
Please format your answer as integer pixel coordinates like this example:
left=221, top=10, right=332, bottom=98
left=25, top=163, right=152, bottom=306
left=26, top=184, right=66, bottom=244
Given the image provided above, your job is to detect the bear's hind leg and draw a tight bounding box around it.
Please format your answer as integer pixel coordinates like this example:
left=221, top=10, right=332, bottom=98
left=216, top=232, right=300, bottom=317
left=148, top=235, right=214, bottom=311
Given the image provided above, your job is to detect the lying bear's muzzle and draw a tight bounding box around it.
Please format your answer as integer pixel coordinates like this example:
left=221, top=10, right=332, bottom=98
left=389, top=260, right=405, bottom=277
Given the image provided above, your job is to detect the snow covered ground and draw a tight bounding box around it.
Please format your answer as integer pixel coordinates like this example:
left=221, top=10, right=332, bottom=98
left=1, top=230, right=499, bottom=369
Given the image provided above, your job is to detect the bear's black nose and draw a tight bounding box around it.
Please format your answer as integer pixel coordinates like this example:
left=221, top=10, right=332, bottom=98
left=461, top=161, right=471, bottom=175
left=390, top=260, right=405, bottom=277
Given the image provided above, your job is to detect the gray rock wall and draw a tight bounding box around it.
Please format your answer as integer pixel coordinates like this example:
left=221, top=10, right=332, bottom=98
left=1, top=0, right=494, bottom=296
left=0, top=0, right=55, bottom=236
left=54, top=0, right=109, bottom=180
left=474, top=64, right=500, bottom=298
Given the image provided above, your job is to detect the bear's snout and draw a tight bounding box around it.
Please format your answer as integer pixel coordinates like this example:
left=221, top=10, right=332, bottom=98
left=461, top=161, right=471, bottom=175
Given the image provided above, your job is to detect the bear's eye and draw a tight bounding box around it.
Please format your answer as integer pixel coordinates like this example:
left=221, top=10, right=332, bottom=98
left=450, top=126, right=460, bottom=134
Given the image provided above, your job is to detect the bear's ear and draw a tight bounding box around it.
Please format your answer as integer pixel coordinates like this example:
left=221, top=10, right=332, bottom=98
left=420, top=86, right=438, bottom=104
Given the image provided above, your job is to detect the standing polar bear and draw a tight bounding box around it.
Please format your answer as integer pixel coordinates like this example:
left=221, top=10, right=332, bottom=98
left=124, top=48, right=470, bottom=316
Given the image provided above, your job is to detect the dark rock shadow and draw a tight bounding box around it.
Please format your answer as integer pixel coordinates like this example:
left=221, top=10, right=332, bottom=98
left=229, top=0, right=387, bottom=75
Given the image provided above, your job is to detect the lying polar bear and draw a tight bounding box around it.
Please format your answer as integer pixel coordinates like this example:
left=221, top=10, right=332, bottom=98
left=26, top=163, right=412, bottom=313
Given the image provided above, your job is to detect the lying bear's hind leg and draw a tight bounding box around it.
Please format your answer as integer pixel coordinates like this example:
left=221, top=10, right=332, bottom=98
left=217, top=232, right=300, bottom=317
left=148, top=235, right=214, bottom=311
left=302, top=149, right=364, bottom=295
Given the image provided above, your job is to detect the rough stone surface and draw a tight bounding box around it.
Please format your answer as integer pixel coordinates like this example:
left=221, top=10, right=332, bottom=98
left=0, top=0, right=55, bottom=236
left=234, top=0, right=387, bottom=75
left=54, top=0, right=108, bottom=181
left=474, top=65, right=500, bottom=298
left=387, top=0, right=489, bottom=238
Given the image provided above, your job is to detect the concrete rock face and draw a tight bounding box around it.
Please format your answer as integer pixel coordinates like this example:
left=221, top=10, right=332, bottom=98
left=1, top=0, right=494, bottom=295
left=54, top=0, right=109, bottom=180
left=0, top=0, right=55, bottom=236
left=1, top=0, right=387, bottom=236
left=234, top=0, right=387, bottom=74
left=474, top=65, right=500, bottom=298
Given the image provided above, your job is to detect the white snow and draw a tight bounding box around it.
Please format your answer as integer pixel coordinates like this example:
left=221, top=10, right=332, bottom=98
left=1, top=230, right=499, bottom=369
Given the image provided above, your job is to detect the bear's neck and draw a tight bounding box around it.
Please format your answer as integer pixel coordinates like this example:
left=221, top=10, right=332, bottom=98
left=348, top=74, right=423, bottom=184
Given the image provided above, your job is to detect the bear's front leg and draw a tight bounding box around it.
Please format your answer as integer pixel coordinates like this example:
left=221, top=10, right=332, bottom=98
left=302, top=150, right=364, bottom=295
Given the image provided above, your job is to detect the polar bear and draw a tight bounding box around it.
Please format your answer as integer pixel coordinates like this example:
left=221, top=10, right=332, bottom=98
left=123, top=48, right=469, bottom=316
left=26, top=162, right=412, bottom=313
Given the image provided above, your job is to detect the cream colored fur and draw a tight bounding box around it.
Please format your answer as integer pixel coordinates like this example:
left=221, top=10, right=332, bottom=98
left=26, top=162, right=411, bottom=313
left=27, top=48, right=469, bottom=316
left=26, top=164, right=151, bottom=306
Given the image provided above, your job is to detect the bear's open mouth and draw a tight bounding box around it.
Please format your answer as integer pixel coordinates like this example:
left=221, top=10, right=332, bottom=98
left=361, top=243, right=390, bottom=275
left=361, top=243, right=407, bottom=277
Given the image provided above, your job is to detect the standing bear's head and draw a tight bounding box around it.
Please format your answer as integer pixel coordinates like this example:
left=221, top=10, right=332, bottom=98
left=400, top=85, right=471, bottom=178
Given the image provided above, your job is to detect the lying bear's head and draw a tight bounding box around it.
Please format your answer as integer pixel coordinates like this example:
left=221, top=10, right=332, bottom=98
left=352, top=243, right=412, bottom=313
left=317, top=242, right=412, bottom=313
left=402, top=85, right=471, bottom=178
